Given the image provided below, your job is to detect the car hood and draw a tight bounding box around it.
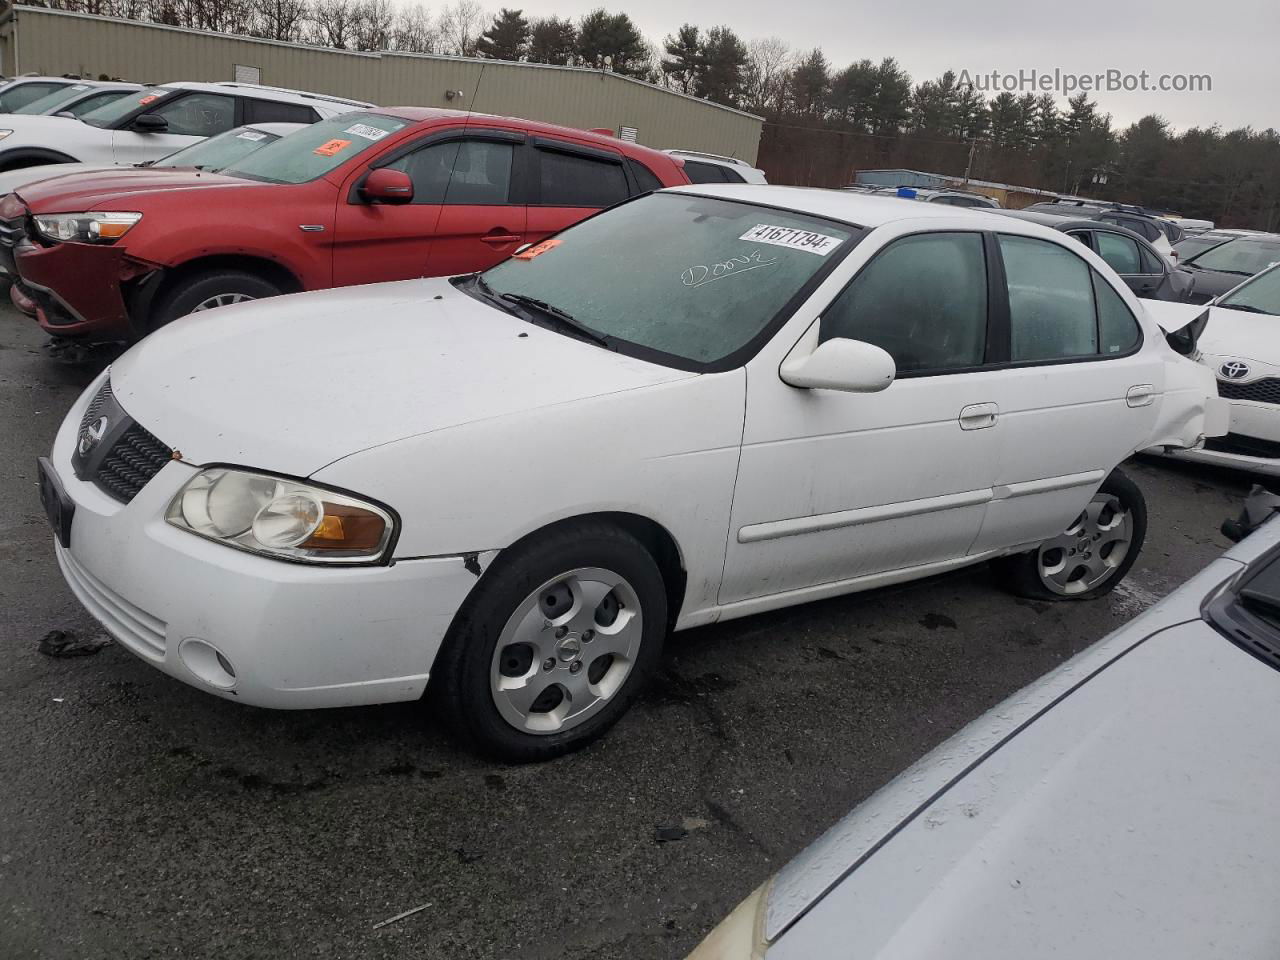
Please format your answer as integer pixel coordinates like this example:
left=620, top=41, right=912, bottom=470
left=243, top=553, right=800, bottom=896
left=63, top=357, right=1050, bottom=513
left=17, top=168, right=246, bottom=211
left=108, top=277, right=695, bottom=477
left=0, top=162, right=110, bottom=196
left=1196, top=304, right=1280, bottom=364
left=766, top=545, right=1280, bottom=958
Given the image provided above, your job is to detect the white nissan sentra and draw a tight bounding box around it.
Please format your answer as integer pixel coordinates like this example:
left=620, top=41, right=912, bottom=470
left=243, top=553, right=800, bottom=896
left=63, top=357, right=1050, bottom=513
left=40, top=186, right=1224, bottom=760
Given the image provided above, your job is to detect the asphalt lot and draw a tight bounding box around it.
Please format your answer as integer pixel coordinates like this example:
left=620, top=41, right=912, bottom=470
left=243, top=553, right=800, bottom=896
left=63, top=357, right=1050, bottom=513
left=0, top=302, right=1251, bottom=960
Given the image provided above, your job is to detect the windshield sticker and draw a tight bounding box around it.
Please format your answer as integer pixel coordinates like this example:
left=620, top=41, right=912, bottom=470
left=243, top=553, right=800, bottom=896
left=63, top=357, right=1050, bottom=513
left=344, top=122, right=392, bottom=141
left=71, top=84, right=90, bottom=91
left=313, top=138, right=352, bottom=157
left=513, top=238, right=561, bottom=260
left=682, top=249, right=779, bottom=289
left=138, top=94, right=159, bottom=106
left=236, top=130, right=268, bottom=141
left=739, top=224, right=843, bottom=256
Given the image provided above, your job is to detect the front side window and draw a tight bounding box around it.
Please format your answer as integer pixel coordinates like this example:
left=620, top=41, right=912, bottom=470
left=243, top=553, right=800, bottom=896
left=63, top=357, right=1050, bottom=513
left=1188, top=238, right=1280, bottom=277
left=1095, top=231, right=1142, bottom=274
left=820, top=232, right=987, bottom=373
left=1217, top=265, right=1280, bottom=316
left=1000, top=234, right=1097, bottom=361
left=150, top=93, right=237, bottom=137
left=223, top=112, right=408, bottom=184
left=538, top=148, right=629, bottom=207
left=387, top=139, right=514, bottom=205
left=480, top=193, right=858, bottom=368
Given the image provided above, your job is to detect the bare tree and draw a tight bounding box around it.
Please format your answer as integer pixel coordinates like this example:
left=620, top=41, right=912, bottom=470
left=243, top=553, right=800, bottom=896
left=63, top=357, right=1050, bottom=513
left=743, top=36, right=793, bottom=114
left=436, top=0, right=485, bottom=56
left=253, top=0, right=310, bottom=41
left=391, top=2, right=439, bottom=52
left=309, top=0, right=356, bottom=47
left=350, top=0, right=394, bottom=50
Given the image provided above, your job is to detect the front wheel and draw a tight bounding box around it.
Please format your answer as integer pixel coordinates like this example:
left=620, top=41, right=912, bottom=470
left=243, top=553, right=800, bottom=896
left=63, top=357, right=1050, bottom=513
left=150, top=269, right=282, bottom=332
left=994, top=468, right=1147, bottom=601
left=432, top=521, right=668, bottom=762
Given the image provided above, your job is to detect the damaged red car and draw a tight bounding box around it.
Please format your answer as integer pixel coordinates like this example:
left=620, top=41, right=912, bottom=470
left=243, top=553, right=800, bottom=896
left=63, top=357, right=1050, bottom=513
left=3, top=107, right=688, bottom=342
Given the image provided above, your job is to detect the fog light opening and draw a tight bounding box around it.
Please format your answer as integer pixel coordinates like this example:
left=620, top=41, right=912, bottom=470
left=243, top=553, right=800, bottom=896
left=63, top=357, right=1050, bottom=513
left=178, top=638, right=237, bottom=690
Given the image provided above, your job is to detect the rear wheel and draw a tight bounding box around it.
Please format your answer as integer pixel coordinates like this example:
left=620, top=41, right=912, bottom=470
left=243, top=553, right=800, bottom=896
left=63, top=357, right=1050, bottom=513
left=150, top=269, right=282, bottom=331
left=994, top=468, right=1147, bottom=601
left=432, top=521, right=667, bottom=762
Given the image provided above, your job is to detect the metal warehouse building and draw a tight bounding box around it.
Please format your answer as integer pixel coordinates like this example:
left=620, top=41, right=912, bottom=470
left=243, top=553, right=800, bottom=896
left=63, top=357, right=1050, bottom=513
left=0, top=6, right=762, bottom=162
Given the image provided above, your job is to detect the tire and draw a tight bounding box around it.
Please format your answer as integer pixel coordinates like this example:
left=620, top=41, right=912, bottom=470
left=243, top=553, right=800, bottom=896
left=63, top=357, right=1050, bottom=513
left=994, top=468, right=1147, bottom=601
left=432, top=521, right=668, bottom=762
left=151, top=269, right=282, bottom=331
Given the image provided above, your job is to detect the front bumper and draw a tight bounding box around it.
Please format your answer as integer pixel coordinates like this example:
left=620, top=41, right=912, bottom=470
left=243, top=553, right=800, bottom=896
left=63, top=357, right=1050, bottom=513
left=1158, top=397, right=1280, bottom=476
left=47, top=385, right=485, bottom=709
left=14, top=237, right=135, bottom=340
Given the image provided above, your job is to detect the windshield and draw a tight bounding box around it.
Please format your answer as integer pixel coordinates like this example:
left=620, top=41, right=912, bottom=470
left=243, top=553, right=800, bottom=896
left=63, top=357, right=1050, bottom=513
left=154, top=126, right=284, bottom=170
left=1187, top=238, right=1280, bottom=276
left=1175, top=235, right=1231, bottom=260
left=79, top=86, right=171, bottom=128
left=480, top=192, right=860, bottom=368
left=14, top=84, right=94, bottom=115
left=1218, top=265, right=1280, bottom=315
left=222, top=113, right=408, bottom=184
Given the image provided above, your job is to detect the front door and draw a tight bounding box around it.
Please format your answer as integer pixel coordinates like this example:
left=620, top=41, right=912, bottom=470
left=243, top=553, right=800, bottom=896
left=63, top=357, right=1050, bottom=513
left=333, top=131, right=526, bottom=286
left=720, top=231, right=1005, bottom=605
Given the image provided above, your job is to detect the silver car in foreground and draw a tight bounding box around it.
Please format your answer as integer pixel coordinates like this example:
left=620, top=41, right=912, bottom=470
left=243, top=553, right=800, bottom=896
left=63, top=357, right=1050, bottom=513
left=691, top=508, right=1280, bottom=959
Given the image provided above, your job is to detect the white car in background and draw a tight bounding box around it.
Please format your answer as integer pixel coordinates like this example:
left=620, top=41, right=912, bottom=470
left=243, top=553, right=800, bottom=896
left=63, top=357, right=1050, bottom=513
left=665, top=149, right=767, bottom=184
left=4, top=80, right=141, bottom=119
left=689, top=510, right=1280, bottom=960
left=1159, top=262, right=1280, bottom=476
left=40, top=187, right=1221, bottom=761
left=0, top=81, right=369, bottom=172
left=0, top=75, right=87, bottom=113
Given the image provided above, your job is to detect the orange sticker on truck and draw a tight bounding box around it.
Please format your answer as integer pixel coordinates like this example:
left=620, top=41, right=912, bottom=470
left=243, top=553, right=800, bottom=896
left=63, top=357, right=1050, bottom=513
left=512, top=238, right=562, bottom=260
left=313, top=138, right=352, bottom=157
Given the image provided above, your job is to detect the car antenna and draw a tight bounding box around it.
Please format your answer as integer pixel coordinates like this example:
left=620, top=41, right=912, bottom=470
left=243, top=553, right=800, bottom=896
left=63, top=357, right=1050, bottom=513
left=421, top=58, right=488, bottom=280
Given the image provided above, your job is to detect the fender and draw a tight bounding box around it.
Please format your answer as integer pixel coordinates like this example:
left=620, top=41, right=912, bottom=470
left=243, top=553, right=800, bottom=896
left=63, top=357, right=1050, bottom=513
left=144, top=231, right=328, bottom=290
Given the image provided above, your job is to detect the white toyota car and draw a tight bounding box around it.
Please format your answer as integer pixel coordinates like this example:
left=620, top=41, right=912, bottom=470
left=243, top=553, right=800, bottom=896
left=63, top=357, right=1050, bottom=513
left=0, top=81, right=368, bottom=172
left=40, top=187, right=1223, bottom=760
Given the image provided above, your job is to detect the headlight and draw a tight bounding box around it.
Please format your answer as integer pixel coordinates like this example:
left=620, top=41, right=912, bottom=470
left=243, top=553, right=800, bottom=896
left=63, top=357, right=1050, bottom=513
left=33, top=211, right=141, bottom=243
left=166, top=467, right=395, bottom=564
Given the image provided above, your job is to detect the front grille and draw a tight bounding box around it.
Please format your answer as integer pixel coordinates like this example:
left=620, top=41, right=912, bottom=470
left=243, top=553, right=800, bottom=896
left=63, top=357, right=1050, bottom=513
left=56, top=544, right=167, bottom=660
left=1219, top=377, right=1280, bottom=405
left=1204, top=433, right=1280, bottom=460
left=75, top=377, right=172, bottom=503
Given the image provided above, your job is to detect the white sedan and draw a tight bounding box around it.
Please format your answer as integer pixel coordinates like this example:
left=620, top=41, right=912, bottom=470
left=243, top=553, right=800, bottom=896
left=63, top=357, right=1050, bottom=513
left=689, top=509, right=1280, bottom=960
left=1158, top=262, right=1280, bottom=476
left=40, top=186, right=1223, bottom=760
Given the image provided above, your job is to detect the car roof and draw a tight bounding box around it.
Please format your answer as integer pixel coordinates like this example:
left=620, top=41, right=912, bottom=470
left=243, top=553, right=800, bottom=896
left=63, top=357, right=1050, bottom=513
left=374, top=106, right=678, bottom=162
left=158, top=80, right=373, bottom=109
left=662, top=183, right=1030, bottom=230
left=994, top=210, right=1154, bottom=243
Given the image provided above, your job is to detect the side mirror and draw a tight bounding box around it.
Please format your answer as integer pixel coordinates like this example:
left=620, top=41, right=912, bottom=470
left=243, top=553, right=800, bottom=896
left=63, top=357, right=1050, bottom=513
left=360, top=167, right=414, bottom=204
left=133, top=113, right=168, bottom=133
left=1165, top=307, right=1210, bottom=357
left=781, top=336, right=896, bottom=392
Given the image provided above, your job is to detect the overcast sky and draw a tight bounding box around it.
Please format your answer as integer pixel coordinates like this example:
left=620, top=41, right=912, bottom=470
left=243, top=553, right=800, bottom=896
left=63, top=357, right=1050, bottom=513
left=495, top=0, right=1278, bottom=132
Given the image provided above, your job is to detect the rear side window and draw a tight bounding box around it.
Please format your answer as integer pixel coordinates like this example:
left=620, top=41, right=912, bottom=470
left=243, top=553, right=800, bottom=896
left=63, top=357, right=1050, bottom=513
left=1095, top=231, right=1142, bottom=274
left=1139, top=244, right=1165, bottom=274
left=537, top=148, right=629, bottom=207
left=999, top=234, right=1097, bottom=361
left=821, top=232, right=988, bottom=373
left=628, top=159, right=663, bottom=193
left=682, top=160, right=728, bottom=184
left=1094, top=273, right=1141, bottom=355
left=243, top=99, right=317, bottom=124
left=388, top=139, right=514, bottom=205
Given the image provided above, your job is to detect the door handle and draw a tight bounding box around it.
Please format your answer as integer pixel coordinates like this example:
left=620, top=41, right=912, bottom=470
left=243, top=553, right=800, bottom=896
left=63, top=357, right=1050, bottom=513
left=959, top=402, right=998, bottom=430
left=482, top=230, right=521, bottom=246
left=1126, top=384, right=1155, bottom=408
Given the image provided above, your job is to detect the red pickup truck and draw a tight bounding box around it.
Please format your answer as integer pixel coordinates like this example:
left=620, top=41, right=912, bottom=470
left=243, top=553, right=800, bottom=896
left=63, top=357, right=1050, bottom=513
left=5, top=107, right=689, bottom=342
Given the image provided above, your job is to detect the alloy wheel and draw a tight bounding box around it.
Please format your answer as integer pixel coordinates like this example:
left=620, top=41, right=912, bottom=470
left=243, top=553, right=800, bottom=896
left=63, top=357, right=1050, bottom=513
left=192, top=293, right=255, bottom=311
left=1036, top=494, right=1134, bottom=596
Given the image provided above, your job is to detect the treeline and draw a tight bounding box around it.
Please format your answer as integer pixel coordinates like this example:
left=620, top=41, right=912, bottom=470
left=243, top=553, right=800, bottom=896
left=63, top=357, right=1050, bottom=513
left=32, top=0, right=1280, bottom=226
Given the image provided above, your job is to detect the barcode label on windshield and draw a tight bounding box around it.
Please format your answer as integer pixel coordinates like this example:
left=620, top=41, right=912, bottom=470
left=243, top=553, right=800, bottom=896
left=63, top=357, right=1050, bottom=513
left=344, top=123, right=391, bottom=141
left=739, top=224, right=842, bottom=256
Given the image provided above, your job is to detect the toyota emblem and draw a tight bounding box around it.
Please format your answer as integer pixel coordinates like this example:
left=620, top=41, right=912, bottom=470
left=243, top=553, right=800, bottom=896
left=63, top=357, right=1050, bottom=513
left=1220, top=360, right=1251, bottom=380
left=78, top=416, right=109, bottom=456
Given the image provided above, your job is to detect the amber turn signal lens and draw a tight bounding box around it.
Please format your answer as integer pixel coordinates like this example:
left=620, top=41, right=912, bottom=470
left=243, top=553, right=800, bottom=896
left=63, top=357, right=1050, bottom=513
left=301, top=503, right=387, bottom=551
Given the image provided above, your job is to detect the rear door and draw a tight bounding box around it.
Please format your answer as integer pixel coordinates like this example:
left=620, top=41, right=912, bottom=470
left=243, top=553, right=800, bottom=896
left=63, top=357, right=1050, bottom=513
left=970, top=232, right=1162, bottom=553
left=333, top=127, right=527, bottom=285
left=111, top=91, right=239, bottom=164
left=524, top=137, right=634, bottom=246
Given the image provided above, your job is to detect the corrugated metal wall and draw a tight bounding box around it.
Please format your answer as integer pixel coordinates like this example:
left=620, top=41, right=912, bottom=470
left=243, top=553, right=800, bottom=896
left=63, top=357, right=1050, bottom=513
left=0, top=7, right=762, bottom=162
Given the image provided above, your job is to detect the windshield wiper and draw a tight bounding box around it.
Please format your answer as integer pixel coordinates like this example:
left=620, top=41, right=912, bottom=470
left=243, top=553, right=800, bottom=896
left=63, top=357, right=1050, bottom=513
left=1218, top=303, right=1273, bottom=314
left=499, top=293, right=610, bottom=348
